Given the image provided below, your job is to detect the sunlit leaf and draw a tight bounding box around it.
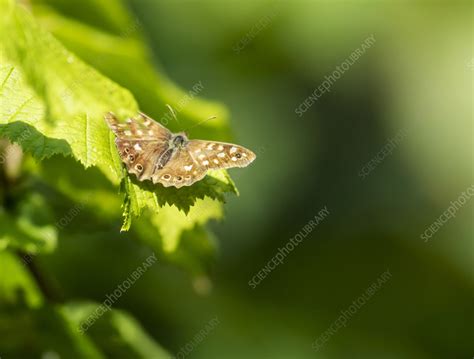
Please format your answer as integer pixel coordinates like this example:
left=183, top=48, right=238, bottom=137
left=0, top=0, right=238, bottom=236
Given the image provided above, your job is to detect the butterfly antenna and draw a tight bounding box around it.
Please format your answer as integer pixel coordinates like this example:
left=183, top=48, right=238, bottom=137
left=166, top=104, right=180, bottom=125
left=183, top=115, right=217, bottom=133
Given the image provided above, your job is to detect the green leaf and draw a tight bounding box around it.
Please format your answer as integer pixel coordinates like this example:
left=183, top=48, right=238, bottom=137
left=135, top=196, right=226, bottom=254
left=0, top=251, right=43, bottom=308
left=0, top=304, right=106, bottom=359
left=0, top=198, right=57, bottom=254
left=32, top=2, right=234, bottom=141
left=122, top=169, right=237, bottom=231
left=0, top=250, right=170, bottom=357
left=0, top=0, right=238, bottom=238
left=0, top=9, right=134, bottom=180
left=62, top=301, right=171, bottom=358
left=0, top=302, right=169, bottom=358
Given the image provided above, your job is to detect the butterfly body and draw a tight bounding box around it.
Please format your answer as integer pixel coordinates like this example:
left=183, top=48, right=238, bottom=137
left=105, top=112, right=256, bottom=188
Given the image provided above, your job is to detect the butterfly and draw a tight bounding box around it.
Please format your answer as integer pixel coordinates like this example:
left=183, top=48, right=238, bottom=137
left=105, top=111, right=256, bottom=188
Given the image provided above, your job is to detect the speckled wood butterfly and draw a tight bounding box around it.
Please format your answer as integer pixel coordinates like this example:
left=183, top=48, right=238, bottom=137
left=105, top=111, right=256, bottom=188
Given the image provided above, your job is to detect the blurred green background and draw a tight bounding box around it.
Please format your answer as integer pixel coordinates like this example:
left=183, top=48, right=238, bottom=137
left=1, top=0, right=473, bottom=358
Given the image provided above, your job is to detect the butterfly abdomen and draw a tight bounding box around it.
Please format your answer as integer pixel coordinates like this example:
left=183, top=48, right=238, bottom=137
left=155, top=148, right=174, bottom=170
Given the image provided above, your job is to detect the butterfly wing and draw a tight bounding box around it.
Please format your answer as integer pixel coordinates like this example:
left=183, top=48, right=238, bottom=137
left=105, top=112, right=172, bottom=181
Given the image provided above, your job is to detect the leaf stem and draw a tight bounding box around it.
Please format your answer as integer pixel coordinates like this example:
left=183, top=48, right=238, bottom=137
left=17, top=250, right=63, bottom=304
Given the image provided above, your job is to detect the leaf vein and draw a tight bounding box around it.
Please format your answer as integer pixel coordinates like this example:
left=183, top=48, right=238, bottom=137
left=0, top=66, right=15, bottom=90
left=7, top=96, right=34, bottom=123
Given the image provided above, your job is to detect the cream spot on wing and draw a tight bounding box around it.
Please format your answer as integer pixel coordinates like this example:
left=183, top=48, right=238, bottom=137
left=126, top=118, right=133, bottom=123
left=184, top=165, right=193, bottom=171
left=217, top=152, right=225, bottom=158
left=217, top=145, right=224, bottom=151
left=194, top=149, right=201, bottom=154
left=144, top=120, right=151, bottom=126
left=202, top=160, right=209, bottom=166
left=123, top=142, right=130, bottom=146
left=231, top=156, right=237, bottom=161
left=207, top=143, right=215, bottom=150
left=134, top=143, right=142, bottom=151
left=148, top=130, right=154, bottom=136
left=124, top=130, right=132, bottom=136
left=213, top=159, right=219, bottom=164
left=230, top=146, right=238, bottom=153
left=242, top=153, right=247, bottom=157
left=136, top=130, right=143, bottom=136
left=198, top=154, right=206, bottom=160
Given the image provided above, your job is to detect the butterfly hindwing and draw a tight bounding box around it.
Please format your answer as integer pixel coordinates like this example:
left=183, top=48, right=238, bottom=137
left=120, top=141, right=169, bottom=181
left=152, top=148, right=207, bottom=188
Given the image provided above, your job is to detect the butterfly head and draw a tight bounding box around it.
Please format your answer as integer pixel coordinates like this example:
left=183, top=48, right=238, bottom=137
left=170, top=133, right=188, bottom=149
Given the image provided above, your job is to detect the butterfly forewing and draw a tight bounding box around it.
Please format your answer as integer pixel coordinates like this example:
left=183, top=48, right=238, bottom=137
left=105, top=112, right=171, bottom=141
left=186, top=140, right=256, bottom=170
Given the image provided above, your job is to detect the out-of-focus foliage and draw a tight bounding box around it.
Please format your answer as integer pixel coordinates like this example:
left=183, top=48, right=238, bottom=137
left=0, top=0, right=239, bottom=355
left=0, top=251, right=169, bottom=358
